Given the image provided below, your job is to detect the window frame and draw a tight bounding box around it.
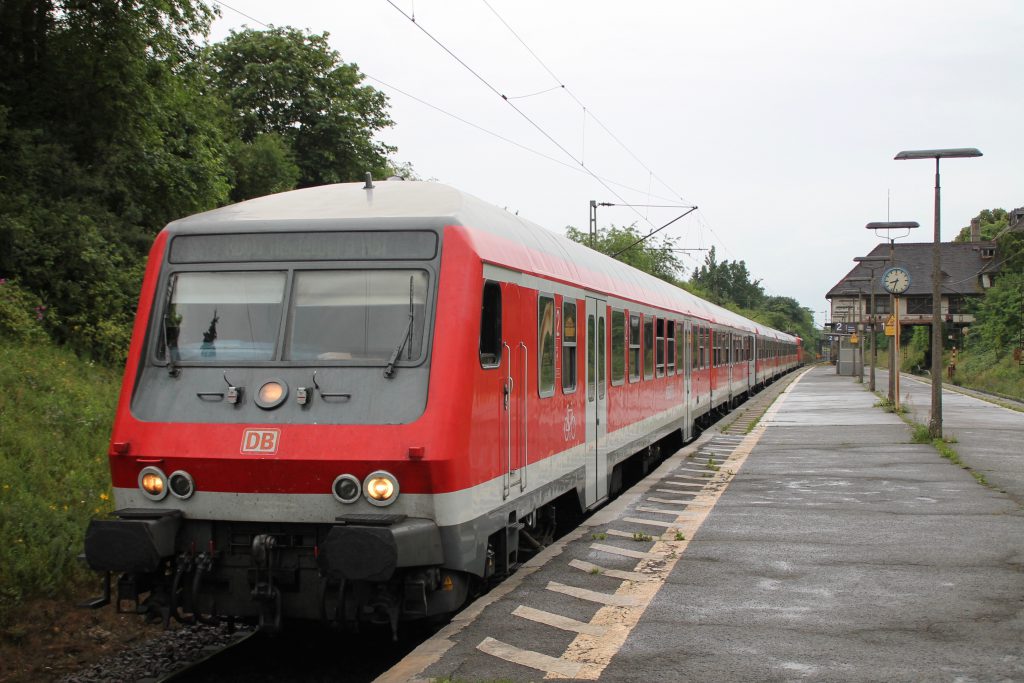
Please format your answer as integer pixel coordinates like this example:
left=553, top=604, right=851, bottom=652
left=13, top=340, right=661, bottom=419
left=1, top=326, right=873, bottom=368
left=628, top=313, right=641, bottom=383
left=610, top=309, right=625, bottom=386
left=479, top=280, right=502, bottom=369
left=655, top=317, right=666, bottom=378
left=643, top=316, right=654, bottom=380
left=561, top=299, right=578, bottom=393
left=538, top=293, right=556, bottom=398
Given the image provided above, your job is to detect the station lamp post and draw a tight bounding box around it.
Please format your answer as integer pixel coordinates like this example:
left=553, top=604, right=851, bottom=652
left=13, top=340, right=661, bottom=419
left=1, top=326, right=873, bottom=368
left=866, top=221, right=919, bottom=407
left=895, top=148, right=982, bottom=439
left=853, top=257, right=887, bottom=392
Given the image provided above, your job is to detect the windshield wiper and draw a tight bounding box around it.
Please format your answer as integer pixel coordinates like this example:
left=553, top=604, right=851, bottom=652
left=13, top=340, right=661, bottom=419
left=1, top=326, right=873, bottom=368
left=383, top=276, right=415, bottom=379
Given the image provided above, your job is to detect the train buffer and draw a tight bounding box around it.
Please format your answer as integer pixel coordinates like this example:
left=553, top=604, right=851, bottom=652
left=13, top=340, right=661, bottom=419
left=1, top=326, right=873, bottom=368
left=379, top=365, right=1024, bottom=682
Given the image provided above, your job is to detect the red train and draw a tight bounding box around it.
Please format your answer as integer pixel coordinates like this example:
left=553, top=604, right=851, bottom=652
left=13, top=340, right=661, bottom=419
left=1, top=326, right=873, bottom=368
left=84, top=180, right=801, bottom=633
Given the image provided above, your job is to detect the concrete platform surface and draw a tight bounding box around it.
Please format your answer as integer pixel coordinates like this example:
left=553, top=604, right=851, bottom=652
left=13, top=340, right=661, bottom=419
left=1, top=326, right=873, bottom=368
left=379, top=365, right=1024, bottom=683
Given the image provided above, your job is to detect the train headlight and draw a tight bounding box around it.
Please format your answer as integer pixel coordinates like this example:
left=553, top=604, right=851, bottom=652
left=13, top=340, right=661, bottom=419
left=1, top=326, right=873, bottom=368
left=139, top=466, right=168, bottom=501
left=332, top=474, right=361, bottom=504
left=363, top=470, right=399, bottom=506
left=256, top=380, right=288, bottom=409
left=168, top=470, right=195, bottom=500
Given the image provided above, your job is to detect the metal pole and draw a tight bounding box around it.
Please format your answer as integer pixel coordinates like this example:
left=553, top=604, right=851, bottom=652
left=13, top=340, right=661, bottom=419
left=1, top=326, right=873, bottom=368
left=856, top=290, right=864, bottom=383
left=888, top=239, right=896, bottom=404
left=929, top=158, right=943, bottom=438
left=589, top=200, right=597, bottom=248
left=869, top=275, right=877, bottom=392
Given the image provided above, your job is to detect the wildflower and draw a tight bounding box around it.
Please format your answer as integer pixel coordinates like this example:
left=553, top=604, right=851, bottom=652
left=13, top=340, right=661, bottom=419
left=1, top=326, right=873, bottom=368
left=99, top=492, right=109, bottom=501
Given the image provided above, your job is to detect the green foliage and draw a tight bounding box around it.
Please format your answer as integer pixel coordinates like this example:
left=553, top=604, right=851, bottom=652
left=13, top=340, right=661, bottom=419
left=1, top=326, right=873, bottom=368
left=0, top=336, right=119, bottom=625
left=226, top=132, right=301, bottom=202
left=902, top=325, right=930, bottom=372
left=205, top=27, right=395, bottom=188
left=953, top=208, right=1008, bottom=242
left=691, top=246, right=765, bottom=309
left=565, top=223, right=683, bottom=284
left=0, top=278, right=47, bottom=343
left=955, top=348, right=1024, bottom=400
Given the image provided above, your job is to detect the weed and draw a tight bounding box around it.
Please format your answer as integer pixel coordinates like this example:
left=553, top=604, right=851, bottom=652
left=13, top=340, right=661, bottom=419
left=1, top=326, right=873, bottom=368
left=632, top=531, right=653, bottom=542
left=591, top=533, right=606, bottom=541
left=589, top=567, right=601, bottom=575
left=674, top=532, right=686, bottom=541
left=705, top=457, right=720, bottom=472
left=910, top=423, right=931, bottom=444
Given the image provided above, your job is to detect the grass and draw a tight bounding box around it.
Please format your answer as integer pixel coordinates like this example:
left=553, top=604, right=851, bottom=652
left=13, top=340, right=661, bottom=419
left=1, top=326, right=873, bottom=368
left=0, top=336, right=120, bottom=626
left=631, top=531, right=653, bottom=542
left=871, top=391, right=991, bottom=489
left=674, top=531, right=685, bottom=541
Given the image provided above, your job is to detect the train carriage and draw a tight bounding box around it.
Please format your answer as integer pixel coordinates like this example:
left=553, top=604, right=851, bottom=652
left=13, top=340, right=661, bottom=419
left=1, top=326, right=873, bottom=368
left=84, top=180, right=801, bottom=633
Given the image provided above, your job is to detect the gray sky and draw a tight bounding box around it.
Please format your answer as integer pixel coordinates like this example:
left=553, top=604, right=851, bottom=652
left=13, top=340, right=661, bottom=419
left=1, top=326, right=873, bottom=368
left=209, top=1, right=1023, bottom=325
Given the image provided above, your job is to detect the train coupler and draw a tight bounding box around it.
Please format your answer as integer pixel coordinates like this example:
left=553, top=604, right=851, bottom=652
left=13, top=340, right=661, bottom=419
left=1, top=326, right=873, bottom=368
left=78, top=571, right=112, bottom=609
left=250, top=534, right=282, bottom=632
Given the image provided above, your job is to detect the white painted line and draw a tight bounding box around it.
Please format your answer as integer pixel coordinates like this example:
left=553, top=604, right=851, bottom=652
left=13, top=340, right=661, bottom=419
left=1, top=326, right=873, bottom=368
left=655, top=488, right=700, bottom=495
left=645, top=496, right=692, bottom=505
left=569, top=559, right=657, bottom=583
left=663, top=480, right=708, bottom=487
left=513, top=605, right=608, bottom=636
left=636, top=506, right=700, bottom=516
left=622, top=516, right=678, bottom=528
left=547, top=581, right=642, bottom=607
left=590, top=542, right=663, bottom=559
left=604, top=529, right=639, bottom=539
left=477, top=636, right=583, bottom=678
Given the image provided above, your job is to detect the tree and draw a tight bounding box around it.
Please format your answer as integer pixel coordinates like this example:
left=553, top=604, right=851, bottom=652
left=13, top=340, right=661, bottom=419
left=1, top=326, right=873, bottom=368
left=954, top=209, right=1008, bottom=243
left=206, top=27, right=395, bottom=188
left=565, top=224, right=683, bottom=284
left=690, top=246, right=765, bottom=308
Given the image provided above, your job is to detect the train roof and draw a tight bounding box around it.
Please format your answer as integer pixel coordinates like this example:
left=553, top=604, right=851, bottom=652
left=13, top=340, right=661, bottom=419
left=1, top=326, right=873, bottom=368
left=165, top=181, right=798, bottom=342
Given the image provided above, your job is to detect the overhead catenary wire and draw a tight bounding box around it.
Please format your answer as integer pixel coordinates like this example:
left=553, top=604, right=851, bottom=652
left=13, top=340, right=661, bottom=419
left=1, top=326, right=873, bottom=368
left=212, top=1, right=681, bottom=204
left=384, top=0, right=661, bottom=231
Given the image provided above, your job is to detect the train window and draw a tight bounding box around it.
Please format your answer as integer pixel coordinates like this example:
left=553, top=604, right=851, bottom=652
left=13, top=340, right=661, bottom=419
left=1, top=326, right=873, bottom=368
left=691, top=325, right=698, bottom=371
left=697, top=326, right=704, bottom=369
left=611, top=310, right=625, bottom=385
left=643, top=317, right=654, bottom=379
left=286, top=269, right=428, bottom=362
left=479, top=281, right=502, bottom=368
left=598, top=314, right=606, bottom=399
left=655, top=318, right=665, bottom=377
left=587, top=314, right=596, bottom=402
left=162, top=271, right=285, bottom=362
left=666, top=320, right=676, bottom=376
left=562, top=301, right=577, bottom=393
left=538, top=295, right=555, bottom=397
left=628, top=314, right=640, bottom=382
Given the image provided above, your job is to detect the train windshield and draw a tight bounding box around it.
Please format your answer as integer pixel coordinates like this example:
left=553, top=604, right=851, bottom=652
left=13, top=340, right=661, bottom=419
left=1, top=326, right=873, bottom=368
left=160, top=269, right=429, bottom=364
left=163, top=272, right=285, bottom=361
left=286, top=270, right=428, bottom=361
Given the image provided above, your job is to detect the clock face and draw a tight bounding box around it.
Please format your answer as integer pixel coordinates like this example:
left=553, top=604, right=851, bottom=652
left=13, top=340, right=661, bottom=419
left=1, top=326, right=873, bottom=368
left=882, top=267, right=911, bottom=294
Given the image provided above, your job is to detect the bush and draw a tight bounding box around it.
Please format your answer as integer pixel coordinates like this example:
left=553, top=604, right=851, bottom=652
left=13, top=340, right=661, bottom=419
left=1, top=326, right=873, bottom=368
left=0, top=337, right=119, bottom=625
left=0, top=278, right=48, bottom=343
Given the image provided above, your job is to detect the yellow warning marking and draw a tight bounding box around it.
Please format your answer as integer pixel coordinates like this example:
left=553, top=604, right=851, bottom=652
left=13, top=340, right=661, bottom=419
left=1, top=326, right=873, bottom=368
left=569, top=559, right=655, bottom=583
left=477, top=637, right=584, bottom=678
left=546, top=581, right=642, bottom=607
left=513, top=605, right=608, bottom=636
left=590, top=542, right=662, bottom=559
left=442, top=575, right=454, bottom=591
left=547, top=368, right=811, bottom=680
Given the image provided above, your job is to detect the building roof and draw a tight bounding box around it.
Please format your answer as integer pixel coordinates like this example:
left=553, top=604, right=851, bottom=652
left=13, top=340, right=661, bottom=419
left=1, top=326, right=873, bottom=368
left=826, top=241, right=999, bottom=299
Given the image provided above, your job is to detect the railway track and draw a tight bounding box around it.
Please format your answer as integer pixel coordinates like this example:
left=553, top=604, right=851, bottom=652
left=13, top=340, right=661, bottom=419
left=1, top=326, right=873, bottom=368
left=64, top=373, right=800, bottom=683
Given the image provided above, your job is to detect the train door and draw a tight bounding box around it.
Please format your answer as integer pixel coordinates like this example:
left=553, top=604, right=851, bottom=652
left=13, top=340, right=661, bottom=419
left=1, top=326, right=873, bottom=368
left=501, top=283, right=528, bottom=499
left=746, top=335, right=754, bottom=394
left=584, top=297, right=608, bottom=508
left=683, top=320, right=692, bottom=440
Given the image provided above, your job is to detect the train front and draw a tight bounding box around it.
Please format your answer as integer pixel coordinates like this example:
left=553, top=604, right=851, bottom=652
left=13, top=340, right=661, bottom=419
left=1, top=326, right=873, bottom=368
left=83, top=188, right=468, bottom=634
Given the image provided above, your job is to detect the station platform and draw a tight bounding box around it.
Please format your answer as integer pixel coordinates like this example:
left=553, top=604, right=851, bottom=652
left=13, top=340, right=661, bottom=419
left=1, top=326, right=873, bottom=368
left=379, top=365, right=1024, bottom=682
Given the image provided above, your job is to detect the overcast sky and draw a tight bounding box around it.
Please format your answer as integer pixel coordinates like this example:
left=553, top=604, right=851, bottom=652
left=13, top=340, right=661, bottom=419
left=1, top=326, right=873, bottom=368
left=208, top=1, right=1023, bottom=325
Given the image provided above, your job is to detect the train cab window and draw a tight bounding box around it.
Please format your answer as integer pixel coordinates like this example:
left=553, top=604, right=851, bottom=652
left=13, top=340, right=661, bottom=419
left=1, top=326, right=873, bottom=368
left=562, top=301, right=578, bottom=393
left=643, top=317, right=654, bottom=380
left=611, top=309, right=625, bottom=386
left=538, top=295, right=555, bottom=397
left=666, top=320, right=676, bottom=376
left=286, top=269, right=428, bottom=362
left=628, top=314, right=641, bottom=382
left=655, top=318, right=665, bottom=377
left=479, top=281, right=502, bottom=368
left=163, top=271, right=285, bottom=361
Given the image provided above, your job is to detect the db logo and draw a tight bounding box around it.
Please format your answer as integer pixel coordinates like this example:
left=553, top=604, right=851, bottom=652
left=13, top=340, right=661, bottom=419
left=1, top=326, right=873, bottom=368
left=241, top=429, right=280, bottom=455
